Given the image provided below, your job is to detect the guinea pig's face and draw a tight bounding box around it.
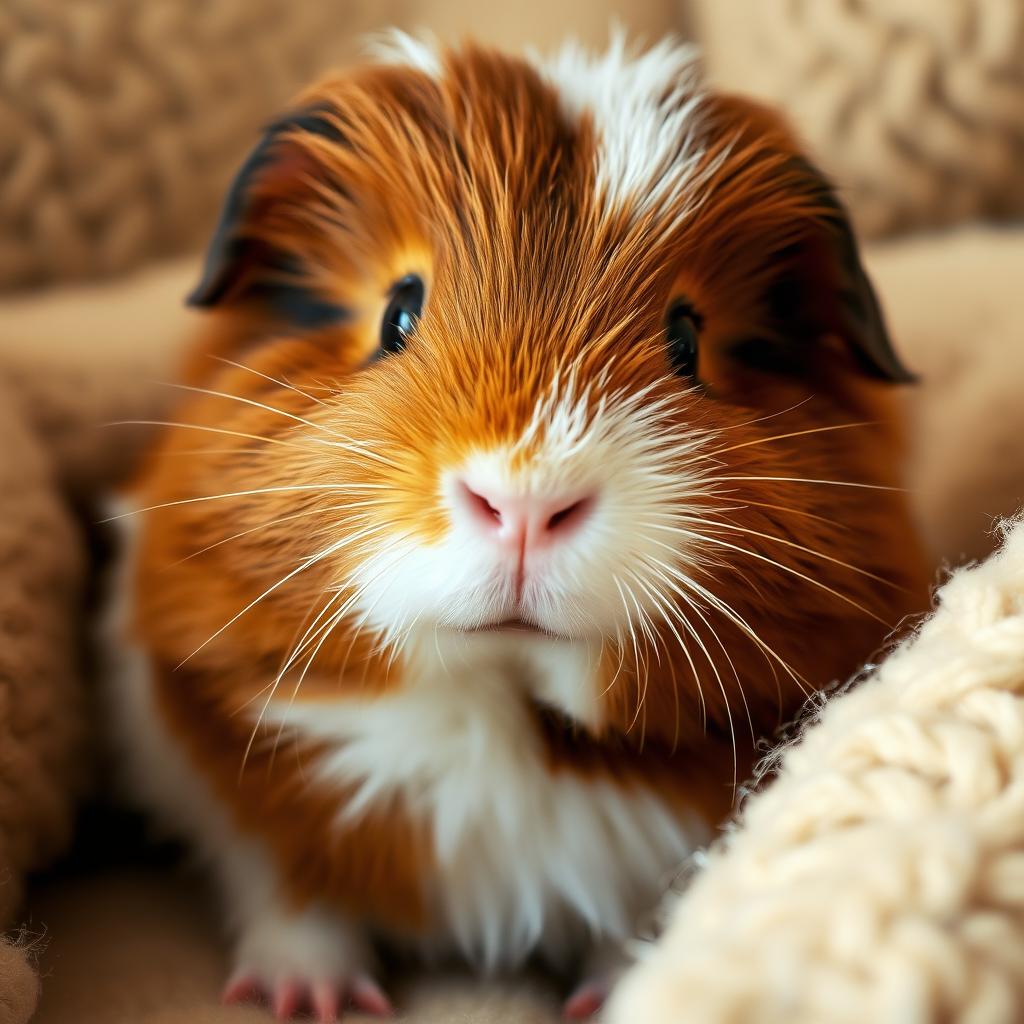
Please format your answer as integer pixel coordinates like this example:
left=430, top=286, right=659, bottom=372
left=163, top=37, right=924, bottom=724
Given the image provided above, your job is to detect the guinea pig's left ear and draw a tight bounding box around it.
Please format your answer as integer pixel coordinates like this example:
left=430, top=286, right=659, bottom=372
left=186, top=108, right=346, bottom=328
left=794, top=158, right=915, bottom=384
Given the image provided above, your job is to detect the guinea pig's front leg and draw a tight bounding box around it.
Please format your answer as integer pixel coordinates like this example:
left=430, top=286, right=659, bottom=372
left=214, top=841, right=391, bottom=1020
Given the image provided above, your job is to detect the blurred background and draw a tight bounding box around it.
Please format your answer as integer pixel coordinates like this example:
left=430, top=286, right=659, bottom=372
left=2, top=0, right=1023, bottom=288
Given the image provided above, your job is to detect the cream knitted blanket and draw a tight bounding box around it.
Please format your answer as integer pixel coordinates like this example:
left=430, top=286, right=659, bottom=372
left=610, top=515, right=1024, bottom=1023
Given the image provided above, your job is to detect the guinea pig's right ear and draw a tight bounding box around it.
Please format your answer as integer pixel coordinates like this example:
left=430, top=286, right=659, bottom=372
left=187, top=109, right=347, bottom=329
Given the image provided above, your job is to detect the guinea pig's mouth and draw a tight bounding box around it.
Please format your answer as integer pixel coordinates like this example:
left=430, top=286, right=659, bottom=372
left=459, top=618, right=567, bottom=640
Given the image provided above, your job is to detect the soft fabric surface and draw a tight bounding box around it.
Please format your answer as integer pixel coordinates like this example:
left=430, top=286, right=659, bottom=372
left=866, top=226, right=1024, bottom=563
left=0, top=0, right=385, bottom=290
left=29, top=869, right=561, bottom=1024
left=0, top=376, right=86, bottom=930
left=693, top=0, right=1024, bottom=238
left=0, top=938, right=37, bottom=1024
left=0, top=223, right=1017, bottom=1023
left=608, top=514, right=1024, bottom=1024
left=0, top=258, right=192, bottom=951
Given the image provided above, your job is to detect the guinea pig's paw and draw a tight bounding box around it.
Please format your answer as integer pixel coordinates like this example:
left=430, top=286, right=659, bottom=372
left=222, top=974, right=392, bottom=1021
left=223, top=910, right=392, bottom=1020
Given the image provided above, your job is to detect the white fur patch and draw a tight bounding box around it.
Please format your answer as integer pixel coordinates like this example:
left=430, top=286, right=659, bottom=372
left=371, top=31, right=712, bottom=224
left=266, top=628, right=706, bottom=971
left=538, top=34, right=708, bottom=220
left=367, top=28, right=443, bottom=77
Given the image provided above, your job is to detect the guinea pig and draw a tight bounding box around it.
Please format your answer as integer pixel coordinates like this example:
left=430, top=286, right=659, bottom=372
left=106, top=33, right=931, bottom=1022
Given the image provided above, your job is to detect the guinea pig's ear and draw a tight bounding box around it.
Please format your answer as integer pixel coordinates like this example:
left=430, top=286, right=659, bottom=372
left=788, top=157, right=915, bottom=384
left=186, top=108, right=347, bottom=329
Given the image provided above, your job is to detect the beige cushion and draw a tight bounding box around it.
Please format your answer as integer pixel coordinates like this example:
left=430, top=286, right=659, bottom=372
left=0, top=0, right=387, bottom=290
left=692, top=0, right=1024, bottom=238
left=30, top=869, right=561, bottom=1024
left=865, top=225, right=1024, bottom=562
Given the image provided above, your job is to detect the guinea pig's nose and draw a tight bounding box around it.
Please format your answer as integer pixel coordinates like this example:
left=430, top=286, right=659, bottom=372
left=453, top=480, right=595, bottom=553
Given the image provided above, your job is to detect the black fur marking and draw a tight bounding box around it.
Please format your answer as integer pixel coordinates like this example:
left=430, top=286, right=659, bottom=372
left=789, top=157, right=917, bottom=384
left=728, top=336, right=803, bottom=376
left=186, top=109, right=349, bottom=329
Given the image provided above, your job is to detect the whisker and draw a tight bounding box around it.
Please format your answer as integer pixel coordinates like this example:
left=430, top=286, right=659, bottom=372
left=272, top=525, right=400, bottom=683
left=197, top=364, right=395, bottom=462
left=688, top=530, right=890, bottom=625
left=650, top=516, right=902, bottom=589
left=613, top=577, right=650, bottom=736
left=169, top=501, right=386, bottom=566
left=244, top=536, right=402, bottom=774
left=685, top=579, right=802, bottom=712
left=106, top=420, right=308, bottom=451
left=100, top=483, right=388, bottom=523
left=717, top=498, right=848, bottom=529
left=642, top=511, right=890, bottom=625
left=211, top=355, right=331, bottom=408
left=597, top=616, right=630, bottom=704
left=384, top=608, right=422, bottom=675
left=715, top=475, right=909, bottom=493
left=327, top=537, right=416, bottom=684
left=261, top=588, right=348, bottom=771
left=637, top=561, right=714, bottom=729
left=271, top=596, right=353, bottom=760
left=163, top=380, right=340, bottom=438
left=645, top=550, right=811, bottom=699
left=713, top=396, right=815, bottom=433
left=710, top=520, right=903, bottom=590
left=305, top=436, right=404, bottom=471
left=632, top=565, right=739, bottom=785
left=706, top=421, right=877, bottom=457
left=158, top=380, right=393, bottom=468
left=178, top=525, right=384, bottom=669
left=673, top=589, right=753, bottom=745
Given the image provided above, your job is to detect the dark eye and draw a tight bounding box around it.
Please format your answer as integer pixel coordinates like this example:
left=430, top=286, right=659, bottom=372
left=380, top=274, right=425, bottom=354
left=665, top=299, right=702, bottom=378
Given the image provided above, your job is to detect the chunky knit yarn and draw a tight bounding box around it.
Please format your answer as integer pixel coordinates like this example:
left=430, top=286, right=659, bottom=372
left=0, top=0, right=381, bottom=289
left=609, top=515, right=1024, bottom=1023
left=693, top=0, right=1024, bottom=237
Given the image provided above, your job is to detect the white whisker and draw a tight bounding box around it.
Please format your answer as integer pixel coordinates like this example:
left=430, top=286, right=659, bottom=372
left=100, top=483, right=388, bottom=523
left=706, top=421, right=876, bottom=458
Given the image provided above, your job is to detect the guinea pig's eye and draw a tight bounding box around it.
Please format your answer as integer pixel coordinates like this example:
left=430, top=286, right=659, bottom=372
left=665, top=299, right=702, bottom=378
left=380, top=274, right=425, bottom=354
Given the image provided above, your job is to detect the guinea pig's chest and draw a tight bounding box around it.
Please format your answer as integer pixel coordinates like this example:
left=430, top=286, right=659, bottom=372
left=265, top=631, right=705, bottom=966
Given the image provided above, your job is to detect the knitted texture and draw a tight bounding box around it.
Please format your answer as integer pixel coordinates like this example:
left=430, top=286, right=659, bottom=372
left=0, top=938, right=37, bottom=1024
left=0, top=258, right=191, bottom=949
left=0, top=0, right=381, bottom=290
left=692, top=0, right=1024, bottom=237
left=608, top=514, right=1024, bottom=1023
left=0, top=377, right=87, bottom=926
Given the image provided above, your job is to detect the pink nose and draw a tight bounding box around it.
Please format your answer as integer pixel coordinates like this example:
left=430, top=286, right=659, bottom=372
left=454, top=480, right=595, bottom=554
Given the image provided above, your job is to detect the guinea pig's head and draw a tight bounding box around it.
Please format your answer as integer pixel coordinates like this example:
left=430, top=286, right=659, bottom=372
left=152, top=36, right=927, bottom=739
